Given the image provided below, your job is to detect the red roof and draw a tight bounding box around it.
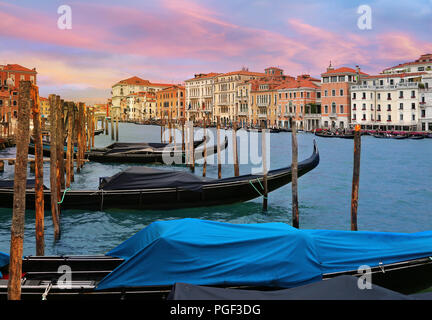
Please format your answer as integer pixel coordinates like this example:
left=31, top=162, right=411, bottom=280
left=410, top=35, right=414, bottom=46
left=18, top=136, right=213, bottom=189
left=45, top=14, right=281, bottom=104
left=115, top=76, right=171, bottom=87
left=383, top=54, right=432, bottom=72
left=0, top=64, right=36, bottom=73
left=277, top=79, right=319, bottom=90
left=185, top=73, right=220, bottom=81
left=363, top=72, right=426, bottom=79
left=322, top=67, right=368, bottom=76
left=220, top=70, right=266, bottom=77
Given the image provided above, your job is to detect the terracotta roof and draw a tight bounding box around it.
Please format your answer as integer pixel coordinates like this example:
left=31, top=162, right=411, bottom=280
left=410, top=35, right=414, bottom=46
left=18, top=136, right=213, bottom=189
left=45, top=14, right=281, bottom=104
left=219, top=70, right=266, bottom=77
left=383, top=54, right=432, bottom=71
left=0, top=64, right=36, bottom=73
left=321, top=67, right=368, bottom=76
left=115, top=76, right=171, bottom=87
left=185, top=73, right=220, bottom=81
left=277, top=79, right=319, bottom=90
left=363, top=72, right=426, bottom=79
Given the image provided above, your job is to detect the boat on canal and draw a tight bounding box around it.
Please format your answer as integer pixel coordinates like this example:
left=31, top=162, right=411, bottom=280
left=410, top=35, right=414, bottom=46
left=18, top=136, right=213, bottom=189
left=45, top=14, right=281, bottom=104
left=1, top=218, right=431, bottom=300
left=85, top=136, right=226, bottom=164
left=314, top=131, right=355, bottom=139
left=0, top=141, right=319, bottom=211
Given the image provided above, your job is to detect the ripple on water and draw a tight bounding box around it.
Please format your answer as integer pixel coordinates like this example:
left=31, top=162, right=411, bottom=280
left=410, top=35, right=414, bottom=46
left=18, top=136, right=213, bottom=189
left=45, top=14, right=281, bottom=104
left=0, top=123, right=431, bottom=255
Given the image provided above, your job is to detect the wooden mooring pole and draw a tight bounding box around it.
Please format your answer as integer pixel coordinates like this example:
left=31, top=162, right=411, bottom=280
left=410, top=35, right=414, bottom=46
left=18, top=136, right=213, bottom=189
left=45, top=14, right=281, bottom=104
left=351, top=125, right=361, bottom=231
left=66, top=102, right=73, bottom=188
left=49, top=95, right=60, bottom=240
left=217, top=116, right=222, bottom=179
left=202, top=114, right=207, bottom=177
left=232, top=120, right=239, bottom=177
left=7, top=81, right=31, bottom=300
left=31, top=85, right=45, bottom=256
left=291, top=120, right=299, bottom=228
left=262, top=124, right=268, bottom=211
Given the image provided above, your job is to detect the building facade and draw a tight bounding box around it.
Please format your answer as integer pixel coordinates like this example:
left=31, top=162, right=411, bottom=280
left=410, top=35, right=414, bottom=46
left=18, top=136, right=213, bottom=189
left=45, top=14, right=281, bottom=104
left=382, top=54, right=432, bottom=75
left=321, top=65, right=367, bottom=129
left=111, top=76, right=171, bottom=120
left=350, top=73, right=424, bottom=131
left=0, top=64, right=37, bottom=120
left=419, top=74, right=432, bottom=131
left=214, top=69, right=266, bottom=125
left=185, top=73, right=219, bottom=123
left=277, top=75, right=321, bottom=130
left=156, top=85, right=185, bottom=123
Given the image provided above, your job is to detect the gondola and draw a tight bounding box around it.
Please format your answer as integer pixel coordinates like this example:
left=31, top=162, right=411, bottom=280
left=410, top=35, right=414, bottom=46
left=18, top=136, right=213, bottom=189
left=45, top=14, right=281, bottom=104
left=27, top=137, right=206, bottom=160
left=409, top=135, right=425, bottom=140
left=84, top=137, right=215, bottom=164
left=1, top=218, right=431, bottom=300
left=0, top=141, right=319, bottom=211
left=314, top=132, right=354, bottom=139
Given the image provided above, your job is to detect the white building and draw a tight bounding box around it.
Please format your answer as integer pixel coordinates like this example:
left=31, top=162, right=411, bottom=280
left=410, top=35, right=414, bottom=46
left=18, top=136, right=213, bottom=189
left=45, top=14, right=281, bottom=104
left=382, top=54, right=432, bottom=75
left=184, top=73, right=219, bottom=123
left=111, top=76, right=170, bottom=120
left=351, top=73, right=424, bottom=131
left=420, top=74, right=432, bottom=131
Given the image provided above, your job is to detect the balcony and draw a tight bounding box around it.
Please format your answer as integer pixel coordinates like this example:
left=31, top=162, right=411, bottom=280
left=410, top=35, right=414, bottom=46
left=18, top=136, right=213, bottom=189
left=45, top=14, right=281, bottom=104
left=329, top=112, right=337, bottom=118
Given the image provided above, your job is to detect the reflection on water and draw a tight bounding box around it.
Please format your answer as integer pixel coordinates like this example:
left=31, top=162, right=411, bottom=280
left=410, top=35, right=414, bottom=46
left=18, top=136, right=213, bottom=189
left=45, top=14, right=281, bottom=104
left=0, top=122, right=431, bottom=255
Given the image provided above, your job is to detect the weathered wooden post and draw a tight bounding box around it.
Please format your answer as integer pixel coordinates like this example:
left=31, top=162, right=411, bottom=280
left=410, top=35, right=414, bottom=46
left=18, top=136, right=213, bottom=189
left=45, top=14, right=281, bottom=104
left=91, top=111, right=95, bottom=148
left=49, top=95, right=60, bottom=241
left=202, top=113, right=207, bottom=177
left=105, top=117, right=108, bottom=135
left=66, top=102, right=73, bottom=188
left=262, top=123, right=268, bottom=211
left=217, top=116, right=222, bottom=179
left=8, top=81, right=31, bottom=300
left=58, top=100, right=65, bottom=189
left=181, top=118, right=185, bottom=153
left=232, top=120, right=239, bottom=177
left=291, top=120, right=299, bottom=228
left=115, top=112, right=119, bottom=142
left=110, top=112, right=114, bottom=140
left=191, top=123, right=195, bottom=173
left=31, top=86, right=44, bottom=256
left=351, top=124, right=361, bottom=231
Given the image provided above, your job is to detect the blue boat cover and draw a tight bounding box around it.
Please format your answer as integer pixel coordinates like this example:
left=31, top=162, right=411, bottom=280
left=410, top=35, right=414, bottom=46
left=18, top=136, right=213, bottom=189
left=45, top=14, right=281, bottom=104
left=96, top=219, right=432, bottom=290
left=0, top=252, right=9, bottom=278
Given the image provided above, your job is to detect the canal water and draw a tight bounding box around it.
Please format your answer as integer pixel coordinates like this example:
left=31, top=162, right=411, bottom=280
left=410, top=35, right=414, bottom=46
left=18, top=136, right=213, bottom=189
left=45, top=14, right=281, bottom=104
left=0, top=123, right=431, bottom=256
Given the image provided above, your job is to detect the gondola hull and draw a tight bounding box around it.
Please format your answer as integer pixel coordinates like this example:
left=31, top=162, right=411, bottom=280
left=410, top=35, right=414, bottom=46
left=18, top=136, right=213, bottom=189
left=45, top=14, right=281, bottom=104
left=0, top=142, right=319, bottom=211
left=0, top=254, right=430, bottom=300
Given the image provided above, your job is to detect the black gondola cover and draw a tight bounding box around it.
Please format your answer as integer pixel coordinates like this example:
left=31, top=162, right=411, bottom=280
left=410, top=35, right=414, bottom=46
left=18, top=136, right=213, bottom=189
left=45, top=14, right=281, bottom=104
left=168, top=276, right=412, bottom=300
left=99, top=167, right=214, bottom=191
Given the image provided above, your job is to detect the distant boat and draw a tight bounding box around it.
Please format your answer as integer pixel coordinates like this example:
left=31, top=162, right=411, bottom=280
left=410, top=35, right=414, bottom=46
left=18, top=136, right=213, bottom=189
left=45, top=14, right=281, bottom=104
left=315, top=132, right=354, bottom=139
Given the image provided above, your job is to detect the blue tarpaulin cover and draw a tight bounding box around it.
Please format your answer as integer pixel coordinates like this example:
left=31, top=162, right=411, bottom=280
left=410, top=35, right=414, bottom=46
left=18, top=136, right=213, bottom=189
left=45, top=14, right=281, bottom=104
left=96, top=219, right=432, bottom=290
left=0, top=252, right=9, bottom=278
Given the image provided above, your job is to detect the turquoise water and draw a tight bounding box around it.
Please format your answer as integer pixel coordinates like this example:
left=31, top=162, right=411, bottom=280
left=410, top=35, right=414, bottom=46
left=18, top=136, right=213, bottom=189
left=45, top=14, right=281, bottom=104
left=0, top=123, right=431, bottom=256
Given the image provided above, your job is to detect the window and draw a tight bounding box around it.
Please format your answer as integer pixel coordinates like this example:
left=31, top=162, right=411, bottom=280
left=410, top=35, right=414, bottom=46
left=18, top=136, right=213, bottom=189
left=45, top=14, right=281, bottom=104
left=387, top=104, right=391, bottom=111
left=352, top=92, right=356, bottom=99
left=324, top=105, right=328, bottom=113
left=378, top=114, right=381, bottom=121
left=377, top=104, right=381, bottom=111
left=399, top=91, right=404, bottom=99
left=422, top=110, right=426, bottom=118
left=332, top=90, right=336, bottom=97
left=412, top=114, right=416, bottom=121
left=377, top=93, right=381, bottom=100
left=362, top=114, right=366, bottom=120
left=400, top=114, right=403, bottom=121
left=387, top=115, right=391, bottom=121
left=399, top=103, right=403, bottom=110
left=362, top=103, right=366, bottom=110
left=353, top=103, right=357, bottom=110
left=353, top=114, right=356, bottom=120
left=362, top=92, right=366, bottom=99
left=412, top=103, right=416, bottom=110
left=324, top=90, right=328, bottom=97
left=340, top=89, right=344, bottom=96
left=411, top=91, right=416, bottom=98
left=387, top=93, right=391, bottom=100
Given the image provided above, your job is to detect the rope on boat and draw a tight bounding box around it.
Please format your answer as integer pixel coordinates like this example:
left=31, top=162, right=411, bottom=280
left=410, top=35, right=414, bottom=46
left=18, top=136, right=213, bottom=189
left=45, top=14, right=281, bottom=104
left=57, top=188, right=71, bottom=204
left=248, top=178, right=267, bottom=200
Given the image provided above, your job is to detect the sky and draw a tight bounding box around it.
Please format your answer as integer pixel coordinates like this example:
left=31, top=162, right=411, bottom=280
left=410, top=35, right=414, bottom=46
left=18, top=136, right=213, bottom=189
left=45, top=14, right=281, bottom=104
left=0, top=0, right=431, bottom=104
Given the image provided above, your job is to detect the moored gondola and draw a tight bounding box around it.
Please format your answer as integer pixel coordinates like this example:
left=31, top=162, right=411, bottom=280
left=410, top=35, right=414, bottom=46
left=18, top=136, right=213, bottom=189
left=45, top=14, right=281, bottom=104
left=85, top=136, right=223, bottom=164
left=1, top=218, right=431, bottom=300
left=314, top=132, right=354, bottom=139
left=0, top=141, right=319, bottom=211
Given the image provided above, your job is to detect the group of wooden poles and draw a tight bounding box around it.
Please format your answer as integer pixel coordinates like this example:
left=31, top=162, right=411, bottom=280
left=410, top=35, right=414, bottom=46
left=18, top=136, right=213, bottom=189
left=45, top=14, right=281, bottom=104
left=7, top=81, right=97, bottom=300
